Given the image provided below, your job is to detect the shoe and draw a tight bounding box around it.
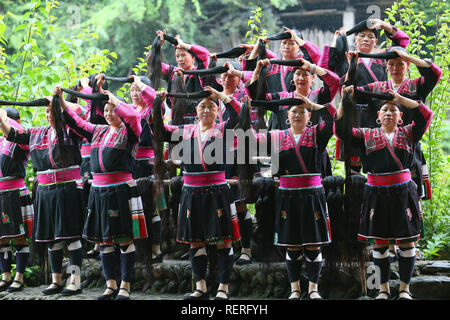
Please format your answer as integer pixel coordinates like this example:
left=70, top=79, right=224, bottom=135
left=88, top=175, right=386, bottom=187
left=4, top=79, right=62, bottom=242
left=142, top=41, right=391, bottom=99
left=42, top=283, right=63, bottom=295
left=61, top=283, right=83, bottom=296
left=152, top=252, right=164, bottom=264
left=235, top=252, right=252, bottom=265
left=183, top=289, right=210, bottom=300
left=397, top=290, right=414, bottom=300
left=0, top=280, right=13, bottom=292
left=115, top=288, right=131, bottom=300
left=7, top=280, right=24, bottom=293
left=97, top=287, right=119, bottom=300
left=86, top=249, right=100, bottom=259
left=288, top=290, right=301, bottom=300
left=307, top=290, right=324, bottom=300
left=374, top=291, right=391, bottom=300
left=214, top=289, right=229, bottom=300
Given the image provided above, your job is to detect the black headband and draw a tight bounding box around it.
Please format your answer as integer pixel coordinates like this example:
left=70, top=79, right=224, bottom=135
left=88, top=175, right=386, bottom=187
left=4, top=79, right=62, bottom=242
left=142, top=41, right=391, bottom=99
left=215, top=47, right=247, bottom=59
left=266, top=29, right=303, bottom=41
left=166, top=90, right=211, bottom=100
left=163, top=34, right=179, bottom=46
left=346, top=20, right=379, bottom=38
left=251, top=98, right=305, bottom=112
left=61, top=88, right=109, bottom=101
left=269, top=59, right=304, bottom=67
left=0, top=98, right=50, bottom=107
left=358, top=51, right=400, bottom=60
left=182, top=66, right=229, bottom=76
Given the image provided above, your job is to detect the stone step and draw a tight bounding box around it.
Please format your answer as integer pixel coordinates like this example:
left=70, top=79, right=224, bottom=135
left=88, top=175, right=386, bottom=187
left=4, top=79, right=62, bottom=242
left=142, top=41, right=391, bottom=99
left=2, top=259, right=449, bottom=300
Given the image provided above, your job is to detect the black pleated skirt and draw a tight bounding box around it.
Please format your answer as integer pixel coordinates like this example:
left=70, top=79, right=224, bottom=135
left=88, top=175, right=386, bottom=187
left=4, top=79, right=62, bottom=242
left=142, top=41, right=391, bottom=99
left=177, top=183, right=240, bottom=245
left=358, top=180, right=423, bottom=244
left=274, top=186, right=331, bottom=247
left=34, top=181, right=84, bottom=242
left=83, top=180, right=148, bottom=244
left=0, top=188, right=34, bottom=240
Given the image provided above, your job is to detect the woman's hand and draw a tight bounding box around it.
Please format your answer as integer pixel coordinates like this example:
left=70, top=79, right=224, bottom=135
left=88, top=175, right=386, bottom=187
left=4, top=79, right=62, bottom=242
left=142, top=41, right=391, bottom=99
left=345, top=51, right=359, bottom=62
left=368, top=18, right=393, bottom=34
left=104, top=90, right=120, bottom=106
left=392, top=48, right=409, bottom=61
left=204, top=86, right=230, bottom=103
left=175, top=68, right=186, bottom=85
left=79, top=77, right=89, bottom=91
left=131, top=75, right=146, bottom=91
left=203, top=86, right=221, bottom=99
left=175, top=35, right=191, bottom=51
left=53, top=85, right=66, bottom=110
left=209, top=53, right=218, bottom=62
left=95, top=73, right=106, bottom=93
left=0, top=108, right=7, bottom=125
left=239, top=44, right=254, bottom=56
left=295, top=93, right=313, bottom=109
left=341, top=85, right=354, bottom=96
left=256, top=58, right=270, bottom=70
left=223, top=62, right=241, bottom=78
left=156, top=29, right=166, bottom=46
left=156, top=91, right=168, bottom=102
left=285, top=27, right=304, bottom=46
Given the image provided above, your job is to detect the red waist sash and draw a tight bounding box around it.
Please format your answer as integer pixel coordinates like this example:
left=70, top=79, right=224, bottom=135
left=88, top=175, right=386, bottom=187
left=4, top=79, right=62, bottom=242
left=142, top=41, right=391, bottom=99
left=136, top=147, right=154, bottom=160
left=81, top=144, right=91, bottom=157
left=367, top=170, right=411, bottom=187
left=279, top=174, right=322, bottom=189
left=183, top=171, right=227, bottom=187
left=92, top=171, right=133, bottom=186
left=0, top=177, right=26, bottom=191
left=37, top=167, right=81, bottom=185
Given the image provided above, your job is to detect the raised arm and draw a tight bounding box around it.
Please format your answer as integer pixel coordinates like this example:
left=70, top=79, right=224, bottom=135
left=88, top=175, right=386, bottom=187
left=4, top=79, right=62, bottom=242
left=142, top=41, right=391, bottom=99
left=0, top=109, right=34, bottom=146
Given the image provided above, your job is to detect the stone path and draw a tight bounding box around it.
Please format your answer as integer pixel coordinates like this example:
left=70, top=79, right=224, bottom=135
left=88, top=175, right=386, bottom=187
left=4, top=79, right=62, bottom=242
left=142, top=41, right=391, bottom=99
left=0, top=286, right=272, bottom=300
left=1, top=259, right=449, bottom=300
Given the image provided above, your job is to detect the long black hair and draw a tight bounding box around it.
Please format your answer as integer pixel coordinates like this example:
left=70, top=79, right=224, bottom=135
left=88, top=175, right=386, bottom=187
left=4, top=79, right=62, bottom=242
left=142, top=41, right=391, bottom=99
left=149, top=35, right=164, bottom=91
left=49, top=95, right=71, bottom=167
left=87, top=74, right=109, bottom=125
left=235, top=100, right=257, bottom=202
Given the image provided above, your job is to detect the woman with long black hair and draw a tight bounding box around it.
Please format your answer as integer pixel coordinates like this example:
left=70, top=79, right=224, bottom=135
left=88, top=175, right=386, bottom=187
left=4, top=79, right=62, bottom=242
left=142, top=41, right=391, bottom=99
left=152, top=86, right=242, bottom=300
left=0, top=108, right=33, bottom=293
left=150, top=30, right=210, bottom=124
left=249, top=57, right=339, bottom=178
left=0, top=95, right=86, bottom=297
left=249, top=95, right=336, bottom=300
left=335, top=87, right=433, bottom=300
left=56, top=76, right=147, bottom=300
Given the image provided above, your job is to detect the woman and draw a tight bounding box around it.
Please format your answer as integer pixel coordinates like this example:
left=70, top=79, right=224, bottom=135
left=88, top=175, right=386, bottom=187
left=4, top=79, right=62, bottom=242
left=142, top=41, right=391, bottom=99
left=129, top=75, right=164, bottom=263
left=250, top=95, right=336, bottom=300
left=355, top=48, right=442, bottom=125
left=244, top=28, right=321, bottom=93
left=0, top=108, right=33, bottom=293
left=57, top=77, right=147, bottom=300
left=153, top=30, right=210, bottom=124
left=0, top=96, right=85, bottom=297
left=355, top=48, right=442, bottom=201
left=216, top=61, right=254, bottom=265
left=153, top=86, right=241, bottom=300
left=249, top=57, right=340, bottom=177
left=335, top=87, right=433, bottom=300
left=321, top=18, right=410, bottom=84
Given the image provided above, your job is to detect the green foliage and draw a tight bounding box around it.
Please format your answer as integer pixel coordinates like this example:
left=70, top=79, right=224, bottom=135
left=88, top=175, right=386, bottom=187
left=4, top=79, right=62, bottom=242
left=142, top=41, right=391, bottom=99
left=10, top=264, right=41, bottom=287
left=245, top=7, right=268, bottom=44
left=385, top=0, right=450, bottom=259
left=0, top=1, right=119, bottom=190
